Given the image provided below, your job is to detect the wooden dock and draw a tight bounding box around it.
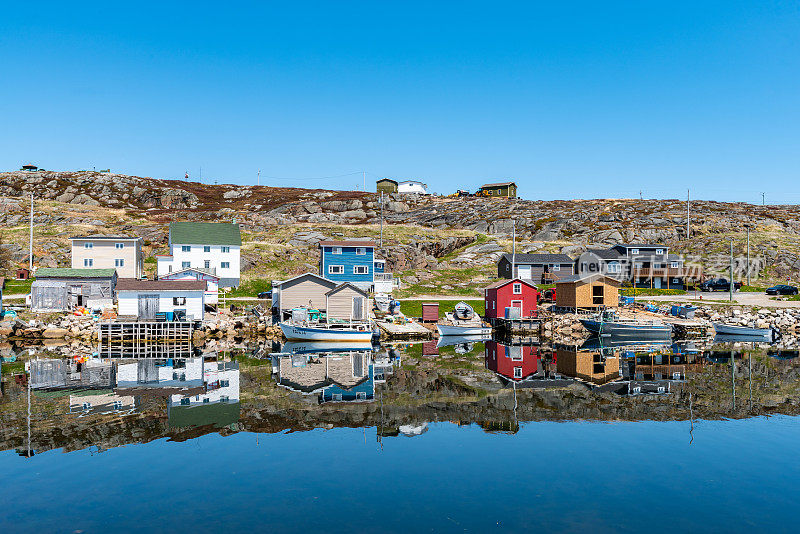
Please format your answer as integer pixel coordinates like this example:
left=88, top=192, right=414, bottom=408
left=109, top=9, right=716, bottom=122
left=376, top=319, right=432, bottom=340
left=98, top=321, right=195, bottom=358
left=489, top=317, right=541, bottom=336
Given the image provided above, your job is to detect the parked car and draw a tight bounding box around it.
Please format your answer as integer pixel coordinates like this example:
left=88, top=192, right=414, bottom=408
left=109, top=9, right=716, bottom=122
left=766, top=284, right=798, bottom=295
left=698, top=278, right=742, bottom=292
left=538, top=288, right=556, bottom=303
left=257, top=291, right=272, bottom=300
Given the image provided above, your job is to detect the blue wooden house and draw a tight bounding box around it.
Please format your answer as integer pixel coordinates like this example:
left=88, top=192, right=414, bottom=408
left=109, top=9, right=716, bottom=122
left=318, top=240, right=376, bottom=291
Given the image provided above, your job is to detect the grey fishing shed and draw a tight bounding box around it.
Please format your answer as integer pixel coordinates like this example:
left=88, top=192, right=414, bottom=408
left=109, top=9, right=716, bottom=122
left=31, top=268, right=118, bottom=312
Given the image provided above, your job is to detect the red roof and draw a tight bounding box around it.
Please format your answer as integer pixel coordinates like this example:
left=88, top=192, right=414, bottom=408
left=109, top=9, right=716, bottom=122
left=319, top=240, right=375, bottom=248
left=484, top=278, right=538, bottom=290
left=116, top=279, right=205, bottom=291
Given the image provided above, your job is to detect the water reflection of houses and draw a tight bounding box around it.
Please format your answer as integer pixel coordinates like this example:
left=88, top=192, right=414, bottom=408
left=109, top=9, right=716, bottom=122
left=484, top=341, right=540, bottom=381
left=554, top=343, right=621, bottom=386
left=69, top=392, right=136, bottom=415
left=272, top=346, right=392, bottom=403
left=27, top=359, right=115, bottom=390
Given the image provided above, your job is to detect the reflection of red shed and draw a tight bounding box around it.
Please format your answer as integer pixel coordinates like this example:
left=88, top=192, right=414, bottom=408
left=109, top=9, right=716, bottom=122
left=484, top=341, right=539, bottom=381
left=483, top=278, right=538, bottom=320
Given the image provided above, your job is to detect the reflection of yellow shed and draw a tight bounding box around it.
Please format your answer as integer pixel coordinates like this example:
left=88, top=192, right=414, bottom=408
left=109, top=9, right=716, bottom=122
left=556, top=347, right=620, bottom=385
left=555, top=274, right=620, bottom=310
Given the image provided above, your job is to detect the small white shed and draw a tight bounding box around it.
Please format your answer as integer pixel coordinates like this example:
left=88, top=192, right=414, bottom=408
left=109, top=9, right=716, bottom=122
left=116, top=279, right=206, bottom=321
left=397, top=180, right=429, bottom=194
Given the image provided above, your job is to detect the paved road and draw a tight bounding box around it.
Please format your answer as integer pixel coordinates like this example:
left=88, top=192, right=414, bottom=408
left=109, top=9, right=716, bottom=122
left=642, top=292, right=800, bottom=308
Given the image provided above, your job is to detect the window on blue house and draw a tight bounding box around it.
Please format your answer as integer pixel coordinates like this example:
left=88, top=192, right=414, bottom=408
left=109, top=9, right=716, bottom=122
left=329, top=265, right=344, bottom=275
left=332, top=247, right=342, bottom=254
left=354, top=266, right=368, bottom=275
left=356, top=247, right=366, bottom=255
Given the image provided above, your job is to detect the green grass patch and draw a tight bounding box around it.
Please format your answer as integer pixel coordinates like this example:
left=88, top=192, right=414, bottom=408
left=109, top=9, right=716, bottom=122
left=226, top=278, right=272, bottom=298
left=1, top=360, right=25, bottom=377
left=399, top=299, right=484, bottom=319
left=772, top=295, right=800, bottom=302
left=620, top=288, right=686, bottom=296
left=3, top=279, right=32, bottom=294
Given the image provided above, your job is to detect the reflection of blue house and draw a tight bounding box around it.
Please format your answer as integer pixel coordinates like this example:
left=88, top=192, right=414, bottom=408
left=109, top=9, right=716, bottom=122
left=320, top=364, right=375, bottom=403
left=318, top=240, right=376, bottom=291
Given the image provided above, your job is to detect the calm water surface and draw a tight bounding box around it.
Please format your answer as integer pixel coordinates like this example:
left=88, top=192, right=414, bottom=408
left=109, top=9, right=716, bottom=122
left=1, top=338, right=799, bottom=533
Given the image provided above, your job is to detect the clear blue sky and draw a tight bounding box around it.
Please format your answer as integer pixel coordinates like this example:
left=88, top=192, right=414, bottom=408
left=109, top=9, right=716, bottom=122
left=1, top=1, right=798, bottom=202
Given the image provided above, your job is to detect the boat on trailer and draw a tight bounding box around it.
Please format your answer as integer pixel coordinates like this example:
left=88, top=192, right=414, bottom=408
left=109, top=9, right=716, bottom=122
left=280, top=322, right=376, bottom=342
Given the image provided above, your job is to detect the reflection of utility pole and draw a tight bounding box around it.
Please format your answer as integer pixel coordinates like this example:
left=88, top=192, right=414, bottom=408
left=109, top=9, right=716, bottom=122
left=746, top=225, right=751, bottom=286
left=729, top=240, right=734, bottom=302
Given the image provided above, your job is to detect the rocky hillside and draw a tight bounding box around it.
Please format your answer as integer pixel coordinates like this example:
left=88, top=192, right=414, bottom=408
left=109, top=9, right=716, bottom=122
left=2, top=169, right=800, bottom=287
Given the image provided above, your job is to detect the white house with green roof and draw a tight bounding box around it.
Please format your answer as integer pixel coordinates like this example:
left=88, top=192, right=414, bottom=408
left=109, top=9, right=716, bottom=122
left=157, top=222, right=242, bottom=288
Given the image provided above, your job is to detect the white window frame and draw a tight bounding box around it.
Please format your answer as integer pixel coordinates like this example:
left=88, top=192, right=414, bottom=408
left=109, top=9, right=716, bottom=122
left=353, top=265, right=369, bottom=275
left=115, top=242, right=124, bottom=249
left=630, top=248, right=639, bottom=255
left=513, top=283, right=522, bottom=294
left=511, top=299, right=523, bottom=311
left=173, top=296, right=186, bottom=305
left=513, top=367, right=523, bottom=379
left=552, top=264, right=561, bottom=271
left=671, top=261, right=679, bottom=268
left=656, top=248, right=664, bottom=255
left=115, top=259, right=124, bottom=267
left=332, top=247, right=342, bottom=255
left=328, top=265, right=344, bottom=275
left=204, top=260, right=210, bottom=269
left=607, top=262, right=620, bottom=273
left=182, top=261, right=191, bottom=269
left=203, top=245, right=211, bottom=253
left=221, top=246, right=230, bottom=253
left=181, top=245, right=191, bottom=252
left=84, top=258, right=93, bottom=267
left=355, top=247, right=366, bottom=255
left=221, top=262, right=230, bottom=269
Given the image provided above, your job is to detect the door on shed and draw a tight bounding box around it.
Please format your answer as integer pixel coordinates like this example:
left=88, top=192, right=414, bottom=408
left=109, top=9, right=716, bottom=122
left=517, top=265, right=532, bottom=279
left=352, top=296, right=365, bottom=320
left=138, top=294, right=159, bottom=319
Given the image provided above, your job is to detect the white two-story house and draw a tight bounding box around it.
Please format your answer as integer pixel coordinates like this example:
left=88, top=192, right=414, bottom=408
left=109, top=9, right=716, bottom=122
left=157, top=222, right=242, bottom=288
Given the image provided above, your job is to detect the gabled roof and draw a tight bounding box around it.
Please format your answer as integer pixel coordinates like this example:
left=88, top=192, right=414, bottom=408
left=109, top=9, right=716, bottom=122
left=555, top=274, right=621, bottom=285
left=160, top=267, right=220, bottom=280
left=484, top=278, right=538, bottom=290
left=116, top=279, right=206, bottom=291
left=614, top=244, right=668, bottom=250
left=169, top=222, right=242, bottom=246
left=481, top=182, right=516, bottom=188
left=274, top=272, right=337, bottom=289
left=585, top=248, right=624, bottom=260
left=500, top=253, right=573, bottom=264
left=318, top=240, right=375, bottom=248
left=326, top=282, right=368, bottom=297
left=376, top=178, right=398, bottom=184
left=36, top=268, right=117, bottom=279
left=70, top=235, right=141, bottom=241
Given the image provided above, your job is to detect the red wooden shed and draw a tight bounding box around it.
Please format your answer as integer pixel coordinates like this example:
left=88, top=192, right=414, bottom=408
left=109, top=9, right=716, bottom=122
left=483, top=278, right=538, bottom=320
left=16, top=268, right=31, bottom=280
left=421, top=302, right=439, bottom=322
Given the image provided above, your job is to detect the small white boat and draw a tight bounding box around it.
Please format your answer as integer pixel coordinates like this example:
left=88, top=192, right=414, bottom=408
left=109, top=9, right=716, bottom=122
left=713, top=323, right=779, bottom=341
left=280, top=322, right=375, bottom=342
left=436, top=323, right=493, bottom=336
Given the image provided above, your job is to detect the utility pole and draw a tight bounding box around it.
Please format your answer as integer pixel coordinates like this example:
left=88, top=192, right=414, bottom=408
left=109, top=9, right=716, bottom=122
left=686, top=189, right=690, bottom=240
left=639, top=190, right=642, bottom=200
left=729, top=239, right=734, bottom=302
left=379, top=191, right=384, bottom=249
left=761, top=192, right=765, bottom=206
left=29, top=193, right=34, bottom=271
left=746, top=225, right=751, bottom=286
left=257, top=169, right=261, bottom=187
left=363, top=170, right=366, bottom=192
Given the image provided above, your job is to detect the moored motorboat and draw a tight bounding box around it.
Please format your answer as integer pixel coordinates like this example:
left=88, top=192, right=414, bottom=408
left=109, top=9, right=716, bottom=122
left=580, top=310, right=672, bottom=340
left=280, top=322, right=376, bottom=342
left=712, top=323, right=779, bottom=342
left=436, top=323, right=493, bottom=336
